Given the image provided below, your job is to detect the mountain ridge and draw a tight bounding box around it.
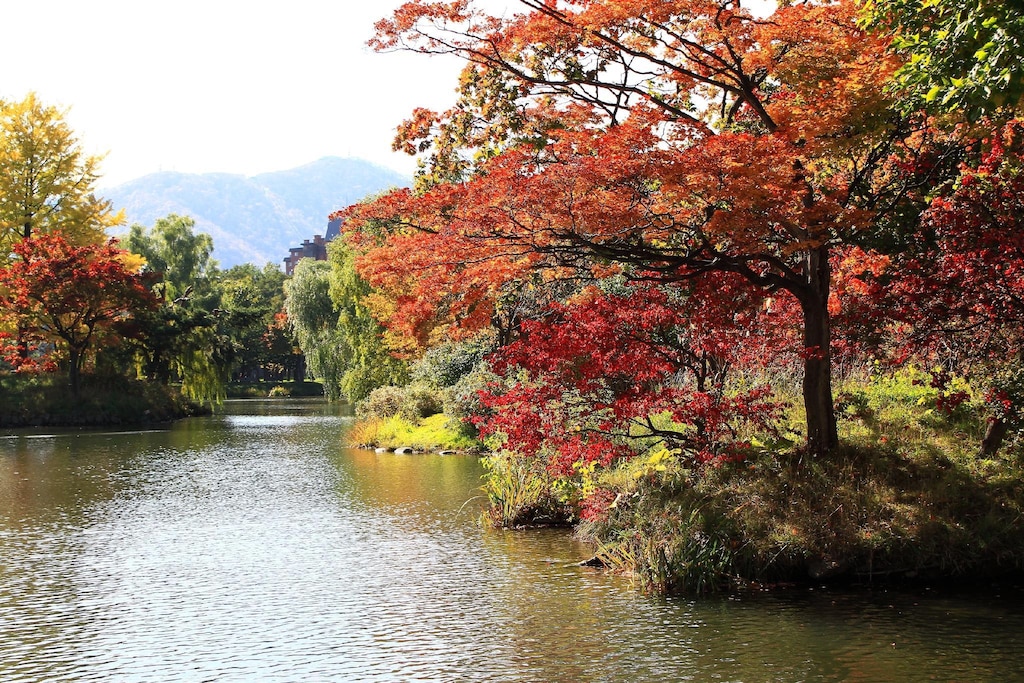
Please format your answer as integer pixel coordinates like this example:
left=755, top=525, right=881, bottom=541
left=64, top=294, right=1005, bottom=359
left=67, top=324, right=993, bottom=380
left=103, top=157, right=409, bottom=268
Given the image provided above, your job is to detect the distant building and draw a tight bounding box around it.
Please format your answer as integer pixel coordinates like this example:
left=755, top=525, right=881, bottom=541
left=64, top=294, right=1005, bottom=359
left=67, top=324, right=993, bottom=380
left=283, top=218, right=343, bottom=275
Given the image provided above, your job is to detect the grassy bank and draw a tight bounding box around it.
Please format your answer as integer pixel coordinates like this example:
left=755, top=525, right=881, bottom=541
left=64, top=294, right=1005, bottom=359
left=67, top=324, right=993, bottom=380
left=485, top=368, right=1024, bottom=593
left=0, top=374, right=208, bottom=428
left=579, top=439, right=1024, bottom=593
left=348, top=413, right=481, bottom=452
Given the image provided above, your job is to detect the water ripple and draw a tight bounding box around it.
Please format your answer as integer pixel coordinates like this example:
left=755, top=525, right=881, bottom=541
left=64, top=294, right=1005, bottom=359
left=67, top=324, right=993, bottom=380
left=2, top=401, right=1023, bottom=681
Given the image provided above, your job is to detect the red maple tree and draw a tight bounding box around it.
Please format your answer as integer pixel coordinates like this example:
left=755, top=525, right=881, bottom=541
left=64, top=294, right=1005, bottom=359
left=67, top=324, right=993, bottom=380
left=877, top=119, right=1024, bottom=452
left=475, top=276, right=785, bottom=477
left=0, top=233, right=156, bottom=394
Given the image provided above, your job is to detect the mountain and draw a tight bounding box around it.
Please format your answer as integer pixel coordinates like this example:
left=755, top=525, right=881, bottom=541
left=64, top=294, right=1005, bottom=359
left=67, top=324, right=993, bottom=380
left=103, top=157, right=409, bottom=268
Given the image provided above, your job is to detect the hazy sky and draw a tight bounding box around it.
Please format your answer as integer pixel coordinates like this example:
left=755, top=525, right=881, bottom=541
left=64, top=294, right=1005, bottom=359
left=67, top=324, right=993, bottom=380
left=4, top=1, right=777, bottom=189
left=1, top=0, right=468, bottom=187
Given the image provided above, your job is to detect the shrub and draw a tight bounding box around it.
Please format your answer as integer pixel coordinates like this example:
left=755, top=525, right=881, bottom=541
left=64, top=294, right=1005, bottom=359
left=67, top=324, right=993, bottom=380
left=356, top=383, right=446, bottom=422
left=400, top=383, right=444, bottom=420
left=443, top=364, right=500, bottom=436
left=357, top=385, right=407, bottom=420
left=410, top=336, right=492, bottom=388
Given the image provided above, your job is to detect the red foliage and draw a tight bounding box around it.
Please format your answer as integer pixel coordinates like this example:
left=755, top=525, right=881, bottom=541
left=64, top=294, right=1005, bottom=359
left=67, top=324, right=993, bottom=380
left=883, top=119, right=1024, bottom=354
left=0, top=233, right=156, bottom=389
left=850, top=119, right=1024, bottom=445
left=345, top=0, right=948, bottom=457
left=474, top=279, right=784, bottom=474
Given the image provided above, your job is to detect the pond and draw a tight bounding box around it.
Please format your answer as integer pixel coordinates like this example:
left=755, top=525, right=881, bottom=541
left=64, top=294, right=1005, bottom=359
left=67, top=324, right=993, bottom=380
left=2, top=399, right=1022, bottom=681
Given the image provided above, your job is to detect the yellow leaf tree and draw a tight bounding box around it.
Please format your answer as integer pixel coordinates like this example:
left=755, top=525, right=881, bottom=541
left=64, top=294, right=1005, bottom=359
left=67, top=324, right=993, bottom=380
left=0, top=92, right=123, bottom=257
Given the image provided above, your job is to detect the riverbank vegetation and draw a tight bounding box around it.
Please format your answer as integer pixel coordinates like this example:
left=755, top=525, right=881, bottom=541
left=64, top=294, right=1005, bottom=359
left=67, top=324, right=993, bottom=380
left=298, top=0, right=1024, bottom=592
left=0, top=374, right=207, bottom=427
left=347, top=378, right=484, bottom=451
left=226, top=381, right=324, bottom=399
left=577, top=369, right=1024, bottom=592
left=0, top=94, right=307, bottom=426
left=349, top=413, right=479, bottom=452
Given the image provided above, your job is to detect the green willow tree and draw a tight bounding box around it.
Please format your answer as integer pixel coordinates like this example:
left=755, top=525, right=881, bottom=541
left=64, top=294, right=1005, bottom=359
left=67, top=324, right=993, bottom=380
left=328, top=240, right=408, bottom=401
left=125, top=214, right=228, bottom=404
left=284, top=259, right=347, bottom=400
left=284, top=250, right=408, bottom=403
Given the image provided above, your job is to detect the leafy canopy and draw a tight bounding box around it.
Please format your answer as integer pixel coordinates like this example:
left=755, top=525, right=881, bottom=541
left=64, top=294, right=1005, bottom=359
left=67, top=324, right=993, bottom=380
left=0, top=93, right=122, bottom=256
left=861, top=0, right=1024, bottom=118
left=345, top=0, right=917, bottom=456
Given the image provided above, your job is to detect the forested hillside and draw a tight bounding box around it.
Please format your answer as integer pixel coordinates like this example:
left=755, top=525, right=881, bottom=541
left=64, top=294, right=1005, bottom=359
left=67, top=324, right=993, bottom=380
left=104, top=157, right=408, bottom=267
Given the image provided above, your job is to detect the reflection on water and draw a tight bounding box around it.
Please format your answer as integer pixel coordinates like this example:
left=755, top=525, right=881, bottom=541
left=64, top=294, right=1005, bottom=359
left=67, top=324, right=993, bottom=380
left=2, top=399, right=1023, bottom=681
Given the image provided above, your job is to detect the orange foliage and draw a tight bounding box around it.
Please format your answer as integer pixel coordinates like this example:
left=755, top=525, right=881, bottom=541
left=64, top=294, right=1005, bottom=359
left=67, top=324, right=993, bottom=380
left=343, top=0, right=919, bottom=454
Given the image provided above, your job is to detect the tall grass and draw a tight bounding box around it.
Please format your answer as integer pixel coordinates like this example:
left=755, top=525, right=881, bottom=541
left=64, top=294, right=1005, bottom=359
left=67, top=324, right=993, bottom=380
left=480, top=451, right=572, bottom=527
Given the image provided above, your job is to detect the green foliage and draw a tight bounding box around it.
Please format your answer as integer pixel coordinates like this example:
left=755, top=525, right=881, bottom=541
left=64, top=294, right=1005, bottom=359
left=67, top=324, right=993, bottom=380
left=0, top=373, right=205, bottom=427
left=441, top=361, right=500, bottom=437
left=285, top=240, right=408, bottom=402
left=861, top=0, right=1024, bottom=118
left=284, top=259, right=346, bottom=400
left=126, top=214, right=217, bottom=300
left=356, top=384, right=406, bottom=419
left=401, top=384, right=445, bottom=420
left=123, top=214, right=241, bottom=406
left=356, top=383, right=443, bottom=422
left=216, top=262, right=296, bottom=382
left=410, top=336, right=492, bottom=388
left=404, top=336, right=495, bottom=439
left=571, top=449, right=744, bottom=593
left=328, top=239, right=409, bottom=401
left=836, top=367, right=984, bottom=449
left=172, top=345, right=228, bottom=406
left=226, top=381, right=323, bottom=398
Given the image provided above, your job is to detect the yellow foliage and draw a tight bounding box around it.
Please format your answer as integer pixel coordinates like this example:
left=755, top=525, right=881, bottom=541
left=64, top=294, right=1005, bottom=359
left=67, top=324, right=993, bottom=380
left=0, top=92, right=120, bottom=256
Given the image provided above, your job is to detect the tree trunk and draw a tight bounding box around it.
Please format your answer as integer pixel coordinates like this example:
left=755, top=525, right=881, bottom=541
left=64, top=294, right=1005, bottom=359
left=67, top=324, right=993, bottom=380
left=68, top=346, right=81, bottom=397
left=16, top=326, right=28, bottom=362
left=981, top=418, right=1008, bottom=456
left=798, top=246, right=839, bottom=457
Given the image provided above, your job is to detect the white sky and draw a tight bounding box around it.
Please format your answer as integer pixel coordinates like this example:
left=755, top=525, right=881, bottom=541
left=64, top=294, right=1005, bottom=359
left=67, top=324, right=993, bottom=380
left=1, top=0, right=468, bottom=188
left=3, top=1, right=776, bottom=189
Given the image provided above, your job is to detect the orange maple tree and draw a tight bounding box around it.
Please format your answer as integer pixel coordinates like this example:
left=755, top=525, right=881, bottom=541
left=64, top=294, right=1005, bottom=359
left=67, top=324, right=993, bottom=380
left=343, top=0, right=927, bottom=457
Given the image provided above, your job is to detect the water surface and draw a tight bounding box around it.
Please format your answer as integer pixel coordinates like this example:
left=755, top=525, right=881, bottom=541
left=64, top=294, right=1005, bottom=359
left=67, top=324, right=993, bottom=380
left=2, top=399, right=1022, bottom=681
